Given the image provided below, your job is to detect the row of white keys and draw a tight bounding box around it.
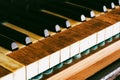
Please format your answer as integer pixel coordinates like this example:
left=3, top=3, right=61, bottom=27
left=2, top=8, right=120, bottom=80
left=71, top=18, right=120, bottom=54
left=0, top=13, right=79, bottom=80
left=7, top=29, right=80, bottom=79
left=7, top=41, right=60, bottom=79
left=40, top=20, right=120, bottom=75
left=4, top=21, right=120, bottom=80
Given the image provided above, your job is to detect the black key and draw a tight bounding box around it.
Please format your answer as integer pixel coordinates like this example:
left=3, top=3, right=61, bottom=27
left=9, top=15, right=60, bottom=32
left=16, top=13, right=61, bottom=33
left=16, top=13, right=63, bottom=32
left=12, top=0, right=28, bottom=9
left=43, top=1, right=95, bottom=18
left=0, top=2, right=10, bottom=15
left=0, top=7, right=61, bottom=33
left=67, top=0, right=108, bottom=12
left=4, top=0, right=70, bottom=29
left=112, top=0, right=120, bottom=5
left=0, top=3, right=15, bottom=16
left=0, top=0, right=26, bottom=9
left=23, top=11, right=71, bottom=28
left=97, top=0, right=116, bottom=9
left=0, top=24, right=32, bottom=45
left=4, top=6, right=71, bottom=28
left=0, top=0, right=11, bottom=7
left=60, top=2, right=95, bottom=18
left=40, top=2, right=86, bottom=21
left=0, top=34, right=18, bottom=51
left=3, top=16, right=50, bottom=37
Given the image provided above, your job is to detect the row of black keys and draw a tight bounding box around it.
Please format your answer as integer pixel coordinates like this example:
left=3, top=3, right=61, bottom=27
left=66, top=0, right=119, bottom=12
left=0, top=0, right=119, bottom=12
left=0, top=0, right=119, bottom=51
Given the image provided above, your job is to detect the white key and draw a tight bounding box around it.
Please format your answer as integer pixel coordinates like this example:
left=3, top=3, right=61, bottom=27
left=38, top=56, right=49, bottom=73
left=70, top=41, right=80, bottom=57
left=26, top=61, right=38, bottom=80
left=80, top=37, right=89, bottom=53
left=50, top=51, right=60, bottom=68
left=113, top=22, right=120, bottom=36
left=88, top=33, right=97, bottom=48
left=60, top=46, right=70, bottom=62
left=14, top=67, right=26, bottom=80
left=105, top=25, right=113, bottom=40
left=97, top=29, right=105, bottom=44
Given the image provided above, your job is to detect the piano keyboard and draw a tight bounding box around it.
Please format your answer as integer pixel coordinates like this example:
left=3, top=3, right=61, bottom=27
left=0, top=0, right=120, bottom=80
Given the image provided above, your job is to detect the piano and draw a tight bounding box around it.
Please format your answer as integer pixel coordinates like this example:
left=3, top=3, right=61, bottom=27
left=0, top=0, right=120, bottom=80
